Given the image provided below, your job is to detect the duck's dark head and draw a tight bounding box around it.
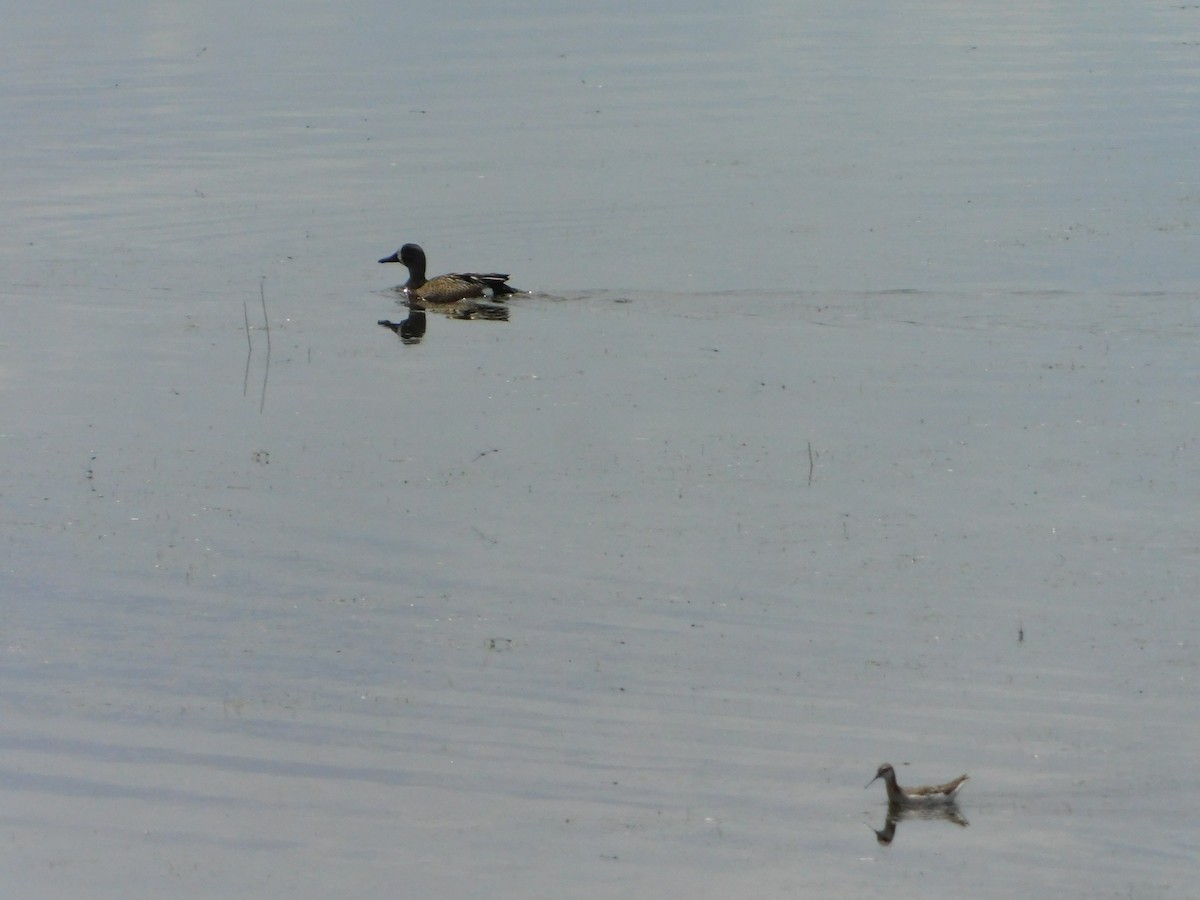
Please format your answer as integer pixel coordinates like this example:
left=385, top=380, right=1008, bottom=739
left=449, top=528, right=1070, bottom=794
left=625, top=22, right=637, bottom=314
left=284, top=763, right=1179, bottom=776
left=379, top=244, right=426, bottom=270
left=399, top=243, right=425, bottom=267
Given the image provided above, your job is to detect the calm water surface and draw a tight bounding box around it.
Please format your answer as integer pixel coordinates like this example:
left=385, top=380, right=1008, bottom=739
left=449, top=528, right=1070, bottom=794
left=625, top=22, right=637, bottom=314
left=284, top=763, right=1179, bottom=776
left=2, top=2, right=1198, bottom=897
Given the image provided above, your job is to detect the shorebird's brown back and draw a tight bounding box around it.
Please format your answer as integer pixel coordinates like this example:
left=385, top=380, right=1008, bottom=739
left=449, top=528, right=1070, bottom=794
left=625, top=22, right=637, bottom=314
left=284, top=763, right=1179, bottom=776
left=909, top=774, right=969, bottom=797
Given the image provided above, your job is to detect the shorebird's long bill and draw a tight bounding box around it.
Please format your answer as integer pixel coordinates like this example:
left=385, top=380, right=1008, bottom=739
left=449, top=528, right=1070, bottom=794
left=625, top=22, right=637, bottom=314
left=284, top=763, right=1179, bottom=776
left=865, top=774, right=881, bottom=788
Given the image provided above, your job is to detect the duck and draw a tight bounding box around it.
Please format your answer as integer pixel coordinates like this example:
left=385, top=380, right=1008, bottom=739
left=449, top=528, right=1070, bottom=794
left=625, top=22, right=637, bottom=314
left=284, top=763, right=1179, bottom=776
left=379, top=243, right=520, bottom=303
left=866, top=763, right=968, bottom=808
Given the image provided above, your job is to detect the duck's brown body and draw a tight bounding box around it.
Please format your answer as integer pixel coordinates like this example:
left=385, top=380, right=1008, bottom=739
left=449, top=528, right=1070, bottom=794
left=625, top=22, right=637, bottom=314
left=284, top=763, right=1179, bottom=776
left=867, top=763, right=968, bottom=808
left=379, top=243, right=519, bottom=303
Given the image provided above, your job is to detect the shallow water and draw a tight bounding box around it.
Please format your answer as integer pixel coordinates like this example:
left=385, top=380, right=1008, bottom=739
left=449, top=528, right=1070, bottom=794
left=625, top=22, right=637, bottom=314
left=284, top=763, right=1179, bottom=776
left=2, top=2, right=1198, bottom=897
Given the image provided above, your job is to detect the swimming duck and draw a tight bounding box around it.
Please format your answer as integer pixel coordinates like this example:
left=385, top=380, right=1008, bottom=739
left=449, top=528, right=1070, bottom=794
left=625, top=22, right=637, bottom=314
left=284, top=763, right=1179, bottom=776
left=866, top=763, right=968, bottom=808
left=379, top=243, right=519, bottom=303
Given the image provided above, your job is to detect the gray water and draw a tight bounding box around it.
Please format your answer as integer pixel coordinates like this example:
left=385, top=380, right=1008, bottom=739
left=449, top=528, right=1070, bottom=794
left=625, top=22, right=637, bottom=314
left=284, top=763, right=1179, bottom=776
left=2, top=2, right=1198, bottom=897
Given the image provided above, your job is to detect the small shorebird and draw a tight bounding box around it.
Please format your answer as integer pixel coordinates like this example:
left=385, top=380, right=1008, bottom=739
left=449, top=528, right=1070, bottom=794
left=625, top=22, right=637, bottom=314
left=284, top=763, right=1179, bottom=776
left=866, top=763, right=968, bottom=807
left=379, top=243, right=520, bottom=303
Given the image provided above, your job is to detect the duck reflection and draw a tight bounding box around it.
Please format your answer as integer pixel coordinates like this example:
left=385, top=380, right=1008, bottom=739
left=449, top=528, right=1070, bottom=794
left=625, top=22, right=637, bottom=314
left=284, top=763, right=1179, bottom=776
left=378, top=297, right=509, bottom=344
left=871, top=802, right=968, bottom=846
left=378, top=311, right=425, bottom=344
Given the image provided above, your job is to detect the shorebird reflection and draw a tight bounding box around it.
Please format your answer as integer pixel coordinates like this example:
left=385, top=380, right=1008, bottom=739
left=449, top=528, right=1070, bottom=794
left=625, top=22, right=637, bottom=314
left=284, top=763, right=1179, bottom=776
left=872, top=803, right=969, bottom=846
